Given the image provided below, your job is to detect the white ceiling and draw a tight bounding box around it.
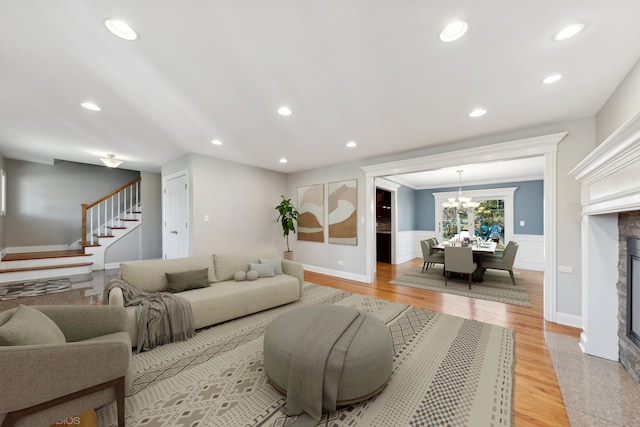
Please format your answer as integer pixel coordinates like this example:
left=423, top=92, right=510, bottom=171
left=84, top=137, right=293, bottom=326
left=1, top=1, right=640, bottom=175
left=385, top=157, right=545, bottom=190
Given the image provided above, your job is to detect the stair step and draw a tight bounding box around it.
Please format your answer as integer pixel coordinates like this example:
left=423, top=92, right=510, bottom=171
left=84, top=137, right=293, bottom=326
left=107, top=226, right=127, bottom=230
left=121, top=218, right=139, bottom=222
left=82, top=243, right=101, bottom=248
left=94, top=234, right=114, bottom=238
left=0, top=262, right=93, bottom=274
left=3, top=250, right=90, bottom=261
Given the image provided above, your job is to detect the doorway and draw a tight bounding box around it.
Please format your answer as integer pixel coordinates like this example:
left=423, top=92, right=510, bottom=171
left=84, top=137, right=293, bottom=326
left=376, top=188, right=392, bottom=263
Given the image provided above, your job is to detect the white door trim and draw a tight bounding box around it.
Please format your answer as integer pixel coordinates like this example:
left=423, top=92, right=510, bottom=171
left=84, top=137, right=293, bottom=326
left=362, top=132, right=566, bottom=322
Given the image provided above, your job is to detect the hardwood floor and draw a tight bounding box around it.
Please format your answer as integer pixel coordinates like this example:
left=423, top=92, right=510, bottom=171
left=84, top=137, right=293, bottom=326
left=305, top=259, right=581, bottom=426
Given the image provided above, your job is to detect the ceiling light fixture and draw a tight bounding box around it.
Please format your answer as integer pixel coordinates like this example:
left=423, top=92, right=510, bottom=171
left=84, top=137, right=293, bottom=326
left=100, top=154, right=123, bottom=168
left=442, top=170, right=480, bottom=213
left=554, top=23, right=584, bottom=41
left=104, top=19, right=138, bottom=41
left=277, top=106, right=292, bottom=116
left=211, top=139, right=223, bottom=145
left=279, top=158, right=288, bottom=163
left=440, top=21, right=468, bottom=42
left=543, top=74, right=563, bottom=84
left=346, top=141, right=357, bottom=148
left=81, top=102, right=101, bottom=111
left=469, top=108, right=487, bottom=118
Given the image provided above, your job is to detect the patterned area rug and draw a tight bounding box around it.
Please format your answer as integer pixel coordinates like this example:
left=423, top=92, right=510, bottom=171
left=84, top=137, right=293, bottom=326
left=390, top=266, right=531, bottom=307
left=0, top=278, right=72, bottom=300
left=97, top=284, right=515, bottom=426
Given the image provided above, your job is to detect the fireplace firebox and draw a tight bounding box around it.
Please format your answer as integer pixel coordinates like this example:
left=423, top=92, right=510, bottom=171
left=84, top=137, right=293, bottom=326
left=627, top=238, right=640, bottom=350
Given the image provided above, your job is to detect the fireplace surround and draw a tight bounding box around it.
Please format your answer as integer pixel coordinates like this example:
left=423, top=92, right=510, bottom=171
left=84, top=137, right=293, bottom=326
left=570, top=111, right=640, bottom=384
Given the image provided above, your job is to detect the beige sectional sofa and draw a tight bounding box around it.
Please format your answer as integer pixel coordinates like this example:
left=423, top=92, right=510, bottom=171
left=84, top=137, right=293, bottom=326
left=106, top=248, right=304, bottom=345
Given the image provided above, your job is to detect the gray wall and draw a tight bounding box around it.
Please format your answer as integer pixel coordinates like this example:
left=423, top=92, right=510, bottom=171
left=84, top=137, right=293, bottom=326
left=414, top=180, right=544, bottom=235
left=140, top=171, right=162, bottom=260
left=162, top=154, right=288, bottom=256
left=4, top=159, right=140, bottom=248
left=596, top=57, right=640, bottom=144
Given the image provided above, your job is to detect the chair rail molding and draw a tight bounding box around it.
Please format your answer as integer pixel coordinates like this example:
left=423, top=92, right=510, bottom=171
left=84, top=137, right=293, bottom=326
left=362, top=132, right=566, bottom=323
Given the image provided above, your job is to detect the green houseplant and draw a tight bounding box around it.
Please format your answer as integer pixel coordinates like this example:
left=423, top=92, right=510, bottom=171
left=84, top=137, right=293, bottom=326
left=275, top=195, right=299, bottom=259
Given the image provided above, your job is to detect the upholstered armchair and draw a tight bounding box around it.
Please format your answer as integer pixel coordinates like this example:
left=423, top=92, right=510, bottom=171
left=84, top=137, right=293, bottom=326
left=0, top=305, right=132, bottom=427
left=420, top=239, right=444, bottom=273
left=482, top=241, right=519, bottom=285
left=444, top=246, right=477, bottom=289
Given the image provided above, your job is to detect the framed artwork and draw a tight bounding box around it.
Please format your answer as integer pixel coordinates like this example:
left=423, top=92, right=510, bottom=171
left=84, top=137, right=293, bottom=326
left=297, top=184, right=324, bottom=242
left=328, top=179, right=357, bottom=245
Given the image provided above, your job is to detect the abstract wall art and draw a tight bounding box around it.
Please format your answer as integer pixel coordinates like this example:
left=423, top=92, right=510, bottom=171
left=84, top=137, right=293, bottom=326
left=297, top=183, right=324, bottom=242
left=328, top=179, right=357, bottom=245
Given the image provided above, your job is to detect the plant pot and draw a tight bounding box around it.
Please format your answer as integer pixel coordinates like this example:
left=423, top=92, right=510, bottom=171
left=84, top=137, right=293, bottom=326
left=283, top=251, right=294, bottom=261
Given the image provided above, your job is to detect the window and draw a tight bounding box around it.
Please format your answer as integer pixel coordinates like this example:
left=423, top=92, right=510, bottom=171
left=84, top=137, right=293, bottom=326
left=433, top=187, right=516, bottom=243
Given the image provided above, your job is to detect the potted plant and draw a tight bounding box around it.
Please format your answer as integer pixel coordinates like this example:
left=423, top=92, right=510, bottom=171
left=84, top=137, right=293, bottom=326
left=275, top=195, right=299, bottom=260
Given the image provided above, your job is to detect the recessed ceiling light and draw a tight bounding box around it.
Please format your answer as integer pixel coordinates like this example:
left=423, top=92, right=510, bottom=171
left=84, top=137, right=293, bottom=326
left=211, top=139, right=223, bottom=146
left=346, top=141, right=357, bottom=148
left=81, top=102, right=101, bottom=111
left=279, top=158, right=288, bottom=163
left=554, top=24, right=584, bottom=41
left=440, top=21, right=468, bottom=42
left=277, top=106, right=292, bottom=116
left=105, top=19, right=138, bottom=41
left=469, top=108, right=487, bottom=118
left=543, top=74, right=563, bottom=84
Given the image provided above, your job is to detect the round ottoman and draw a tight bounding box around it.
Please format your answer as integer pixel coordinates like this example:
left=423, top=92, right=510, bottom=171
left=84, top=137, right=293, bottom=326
left=263, top=305, right=393, bottom=406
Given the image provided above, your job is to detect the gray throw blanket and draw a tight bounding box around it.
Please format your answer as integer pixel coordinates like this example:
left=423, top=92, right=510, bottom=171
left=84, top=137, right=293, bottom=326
left=282, top=306, right=366, bottom=426
left=104, top=279, right=195, bottom=353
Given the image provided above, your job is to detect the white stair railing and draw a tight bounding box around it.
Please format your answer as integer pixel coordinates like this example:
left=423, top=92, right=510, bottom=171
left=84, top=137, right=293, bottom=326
left=81, top=178, right=141, bottom=247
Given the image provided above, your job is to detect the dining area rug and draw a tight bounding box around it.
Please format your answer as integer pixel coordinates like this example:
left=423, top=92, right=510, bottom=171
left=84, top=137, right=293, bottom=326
left=96, top=283, right=515, bottom=426
left=390, top=265, right=531, bottom=307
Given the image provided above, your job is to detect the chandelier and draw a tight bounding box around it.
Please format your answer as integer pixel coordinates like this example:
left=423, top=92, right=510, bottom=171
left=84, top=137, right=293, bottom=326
left=442, top=170, right=479, bottom=213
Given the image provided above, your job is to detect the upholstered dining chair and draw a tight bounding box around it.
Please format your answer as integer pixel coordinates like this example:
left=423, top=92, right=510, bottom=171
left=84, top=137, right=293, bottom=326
left=444, top=246, right=477, bottom=289
left=482, top=241, right=519, bottom=285
left=420, top=240, right=444, bottom=273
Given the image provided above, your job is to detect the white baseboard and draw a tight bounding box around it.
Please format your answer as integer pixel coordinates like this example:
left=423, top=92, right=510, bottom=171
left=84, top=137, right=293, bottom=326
left=554, top=312, right=583, bottom=329
left=303, top=264, right=369, bottom=283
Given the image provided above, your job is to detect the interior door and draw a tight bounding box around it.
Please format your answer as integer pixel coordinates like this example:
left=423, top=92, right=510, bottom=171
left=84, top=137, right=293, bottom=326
left=164, top=172, right=189, bottom=259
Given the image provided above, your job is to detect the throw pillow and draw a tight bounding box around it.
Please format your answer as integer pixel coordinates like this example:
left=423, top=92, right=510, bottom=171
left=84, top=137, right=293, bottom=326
left=0, top=305, right=66, bottom=346
left=248, top=262, right=275, bottom=278
left=259, top=257, right=283, bottom=275
left=246, top=270, right=259, bottom=281
left=234, top=271, right=247, bottom=282
left=166, top=268, right=211, bottom=293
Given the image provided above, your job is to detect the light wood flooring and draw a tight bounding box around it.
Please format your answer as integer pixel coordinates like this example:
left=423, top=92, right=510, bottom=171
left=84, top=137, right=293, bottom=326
left=305, top=259, right=581, bottom=426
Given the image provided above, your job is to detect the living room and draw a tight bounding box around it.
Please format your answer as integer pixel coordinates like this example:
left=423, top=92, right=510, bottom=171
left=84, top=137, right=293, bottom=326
left=2, top=2, right=640, bottom=426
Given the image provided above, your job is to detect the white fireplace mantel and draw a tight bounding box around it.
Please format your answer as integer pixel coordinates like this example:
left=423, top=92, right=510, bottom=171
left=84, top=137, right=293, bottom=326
left=569, top=111, right=640, bottom=361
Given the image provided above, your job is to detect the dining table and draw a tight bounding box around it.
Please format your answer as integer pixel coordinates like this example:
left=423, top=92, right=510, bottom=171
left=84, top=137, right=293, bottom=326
left=432, top=240, right=497, bottom=282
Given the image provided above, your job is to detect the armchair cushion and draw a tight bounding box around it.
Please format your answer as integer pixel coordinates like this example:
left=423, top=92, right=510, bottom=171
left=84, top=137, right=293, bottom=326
left=0, top=305, right=66, bottom=346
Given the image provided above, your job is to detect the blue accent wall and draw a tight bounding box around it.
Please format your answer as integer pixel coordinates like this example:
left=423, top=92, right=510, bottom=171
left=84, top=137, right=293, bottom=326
left=414, top=180, right=544, bottom=235
left=397, top=185, right=416, bottom=231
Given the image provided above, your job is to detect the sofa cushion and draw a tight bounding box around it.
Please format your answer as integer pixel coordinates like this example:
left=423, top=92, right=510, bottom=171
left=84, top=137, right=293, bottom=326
left=249, top=262, right=275, bottom=278
left=120, top=255, right=216, bottom=293
left=213, top=248, right=278, bottom=282
left=260, top=257, right=283, bottom=275
left=166, top=268, right=211, bottom=293
left=0, top=305, right=66, bottom=346
left=234, top=271, right=247, bottom=281
left=246, top=270, right=259, bottom=281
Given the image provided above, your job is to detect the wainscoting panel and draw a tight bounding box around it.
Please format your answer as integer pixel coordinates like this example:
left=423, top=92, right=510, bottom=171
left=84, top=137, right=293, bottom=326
left=513, top=234, right=544, bottom=271
left=396, top=231, right=435, bottom=264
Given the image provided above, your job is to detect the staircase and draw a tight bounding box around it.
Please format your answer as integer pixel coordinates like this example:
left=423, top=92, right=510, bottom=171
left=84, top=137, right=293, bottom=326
left=0, top=178, right=142, bottom=283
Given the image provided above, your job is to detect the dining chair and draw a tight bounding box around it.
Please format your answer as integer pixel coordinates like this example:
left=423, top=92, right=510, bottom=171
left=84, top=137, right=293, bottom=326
left=444, top=246, right=477, bottom=289
left=420, top=239, right=445, bottom=273
left=482, top=241, right=519, bottom=285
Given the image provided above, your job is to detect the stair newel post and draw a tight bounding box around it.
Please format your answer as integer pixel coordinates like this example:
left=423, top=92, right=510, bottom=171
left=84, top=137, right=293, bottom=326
left=111, top=195, right=114, bottom=228
left=81, top=203, right=88, bottom=247
left=90, top=207, right=94, bottom=245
